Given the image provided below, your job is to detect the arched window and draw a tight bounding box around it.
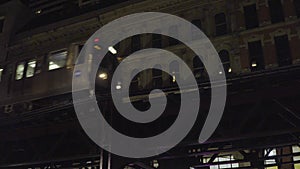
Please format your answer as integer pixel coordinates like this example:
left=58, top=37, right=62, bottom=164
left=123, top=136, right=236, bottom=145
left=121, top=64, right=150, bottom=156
left=130, top=69, right=140, bottom=91
left=218, top=50, right=231, bottom=74
left=152, top=64, right=163, bottom=88
left=191, top=19, right=202, bottom=40
left=215, top=13, right=227, bottom=36
left=193, top=56, right=204, bottom=79
left=169, top=60, right=179, bottom=85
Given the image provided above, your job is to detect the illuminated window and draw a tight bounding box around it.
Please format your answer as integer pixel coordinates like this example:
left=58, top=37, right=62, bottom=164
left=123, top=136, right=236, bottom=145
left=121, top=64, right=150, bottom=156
left=191, top=19, right=202, bottom=40
left=48, top=50, right=67, bottom=70
left=215, top=13, right=227, bottom=36
left=0, top=68, right=3, bottom=82
left=295, top=0, right=300, bottom=18
left=26, top=60, right=36, bottom=78
left=264, top=149, right=278, bottom=169
left=274, top=35, right=292, bottom=67
left=152, top=64, right=163, bottom=88
left=169, top=61, right=179, bottom=85
left=15, top=62, right=25, bottom=80
left=268, top=0, right=284, bottom=23
left=248, top=41, right=265, bottom=71
left=244, top=4, right=259, bottom=29
left=293, top=145, right=300, bottom=169
left=0, top=16, right=4, bottom=33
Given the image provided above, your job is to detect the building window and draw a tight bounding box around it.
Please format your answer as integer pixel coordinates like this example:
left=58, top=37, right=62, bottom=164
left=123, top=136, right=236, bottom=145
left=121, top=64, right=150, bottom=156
left=48, top=50, right=67, bottom=70
left=169, top=60, right=179, bottom=85
left=169, top=26, right=180, bottom=46
left=152, top=64, right=163, bottom=88
left=0, top=16, right=4, bottom=33
left=274, top=35, right=292, bottom=67
left=244, top=4, right=259, bottom=29
left=292, top=145, right=300, bottom=169
left=268, top=0, right=285, bottom=23
left=15, top=62, right=25, bottom=80
left=294, top=0, right=300, bottom=18
left=215, top=13, right=227, bottom=36
left=131, top=35, right=141, bottom=52
left=248, top=40, right=265, bottom=71
left=191, top=19, right=202, bottom=40
left=203, top=154, right=239, bottom=169
left=0, top=68, right=3, bottom=82
left=264, top=149, right=278, bottom=169
left=193, top=56, right=205, bottom=80
left=219, top=50, right=231, bottom=74
left=26, top=60, right=36, bottom=78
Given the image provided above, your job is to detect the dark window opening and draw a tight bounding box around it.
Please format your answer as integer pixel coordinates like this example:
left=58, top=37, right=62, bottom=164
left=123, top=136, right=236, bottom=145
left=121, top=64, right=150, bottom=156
left=0, top=17, right=4, bottom=33
left=169, top=26, right=180, bottom=46
left=131, top=35, right=141, bottom=53
left=191, top=19, right=202, bottom=40
left=244, top=4, right=259, bottom=29
left=152, top=33, right=162, bottom=48
left=193, top=56, right=205, bottom=80
left=215, top=13, right=227, bottom=36
left=219, top=50, right=231, bottom=74
left=152, top=64, right=163, bottom=88
left=274, top=35, right=292, bottom=67
left=248, top=41, right=265, bottom=71
left=268, top=0, right=285, bottom=23
left=294, top=0, right=300, bottom=18
left=169, top=60, right=179, bottom=85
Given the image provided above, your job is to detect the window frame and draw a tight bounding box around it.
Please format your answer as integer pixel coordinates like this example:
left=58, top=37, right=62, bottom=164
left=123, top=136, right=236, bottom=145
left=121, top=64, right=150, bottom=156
left=25, top=59, right=37, bottom=78
left=15, top=61, right=26, bottom=80
left=215, top=13, right=228, bottom=36
left=243, top=4, right=259, bottom=29
left=48, top=49, right=68, bottom=71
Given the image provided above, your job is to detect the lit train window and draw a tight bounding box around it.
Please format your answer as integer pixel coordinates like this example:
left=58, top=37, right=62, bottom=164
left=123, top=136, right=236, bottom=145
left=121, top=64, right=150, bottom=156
left=26, top=60, right=36, bottom=78
left=48, top=50, right=67, bottom=70
left=0, top=68, right=3, bottom=82
left=15, top=62, right=25, bottom=80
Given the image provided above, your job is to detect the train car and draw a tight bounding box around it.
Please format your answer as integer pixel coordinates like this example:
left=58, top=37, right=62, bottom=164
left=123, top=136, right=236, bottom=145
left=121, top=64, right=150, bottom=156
left=0, top=0, right=299, bottom=114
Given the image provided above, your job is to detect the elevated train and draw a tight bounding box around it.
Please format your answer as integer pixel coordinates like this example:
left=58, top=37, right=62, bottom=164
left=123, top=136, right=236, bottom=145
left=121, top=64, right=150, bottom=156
left=0, top=0, right=300, bottom=115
